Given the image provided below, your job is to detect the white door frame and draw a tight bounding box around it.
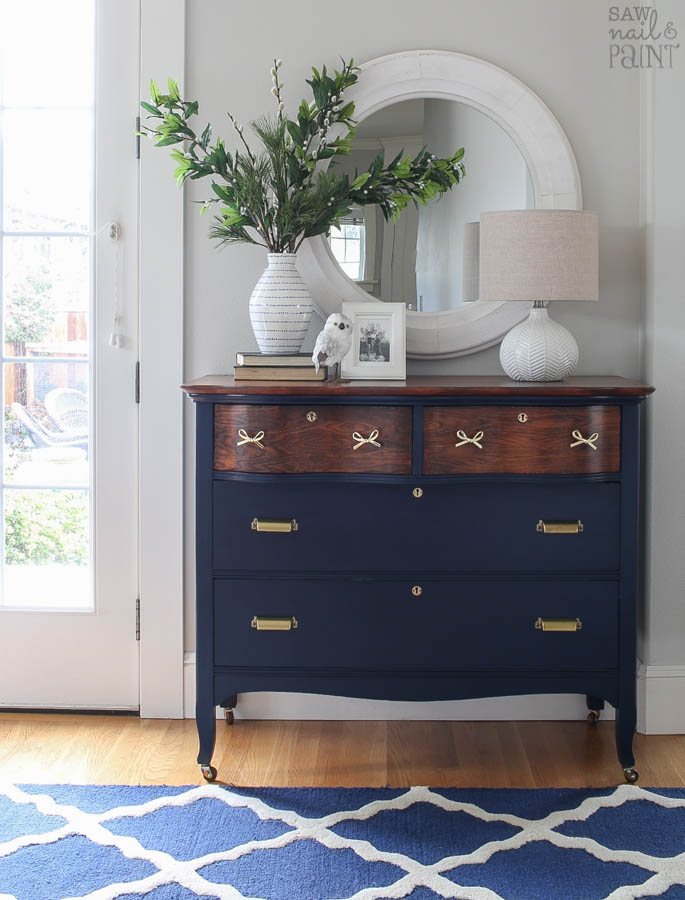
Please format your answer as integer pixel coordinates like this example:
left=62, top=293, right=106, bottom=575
left=138, top=0, right=186, bottom=717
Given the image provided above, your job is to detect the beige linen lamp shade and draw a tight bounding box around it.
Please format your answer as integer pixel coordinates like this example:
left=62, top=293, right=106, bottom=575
left=479, top=210, right=599, bottom=303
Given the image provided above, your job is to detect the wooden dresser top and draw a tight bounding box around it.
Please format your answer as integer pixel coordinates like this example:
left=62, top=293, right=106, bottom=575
left=182, top=375, right=654, bottom=398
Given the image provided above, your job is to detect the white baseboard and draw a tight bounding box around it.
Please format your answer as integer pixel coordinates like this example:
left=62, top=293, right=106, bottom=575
left=183, top=653, right=613, bottom=722
left=637, top=661, right=685, bottom=734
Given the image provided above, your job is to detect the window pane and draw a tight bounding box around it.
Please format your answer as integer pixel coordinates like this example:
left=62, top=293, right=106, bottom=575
left=330, top=238, right=346, bottom=264
left=339, top=261, right=361, bottom=279
left=0, top=0, right=94, bottom=107
left=4, top=361, right=89, bottom=487
left=346, top=240, right=361, bottom=264
left=3, top=109, right=92, bottom=232
left=344, top=224, right=360, bottom=240
left=3, top=237, right=90, bottom=357
left=3, top=488, right=90, bottom=609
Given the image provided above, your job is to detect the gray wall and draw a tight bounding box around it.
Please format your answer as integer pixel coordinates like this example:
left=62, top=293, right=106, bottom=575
left=183, top=0, right=643, bottom=651
left=642, top=0, right=685, bottom=668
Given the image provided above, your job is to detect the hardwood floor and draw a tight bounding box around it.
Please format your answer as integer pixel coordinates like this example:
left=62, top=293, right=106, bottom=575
left=0, top=713, right=684, bottom=787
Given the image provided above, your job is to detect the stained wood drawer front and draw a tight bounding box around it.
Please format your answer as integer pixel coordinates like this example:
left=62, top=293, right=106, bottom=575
left=214, top=579, right=618, bottom=670
left=214, top=404, right=412, bottom=474
left=212, top=480, right=620, bottom=573
left=423, top=405, right=621, bottom=475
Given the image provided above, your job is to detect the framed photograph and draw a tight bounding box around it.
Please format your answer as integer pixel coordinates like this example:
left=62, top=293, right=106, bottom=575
left=341, top=301, right=406, bottom=380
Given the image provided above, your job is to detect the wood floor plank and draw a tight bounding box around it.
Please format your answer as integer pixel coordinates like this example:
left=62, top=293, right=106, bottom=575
left=0, top=714, right=684, bottom=787
left=314, top=721, right=387, bottom=787
left=387, top=721, right=458, bottom=787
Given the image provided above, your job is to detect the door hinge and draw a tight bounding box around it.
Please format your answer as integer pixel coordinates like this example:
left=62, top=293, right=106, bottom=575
left=136, top=597, right=141, bottom=641
left=135, top=361, right=140, bottom=404
left=135, top=116, right=141, bottom=159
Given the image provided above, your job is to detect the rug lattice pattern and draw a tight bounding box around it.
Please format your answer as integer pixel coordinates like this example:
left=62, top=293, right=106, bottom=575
left=1, top=783, right=685, bottom=899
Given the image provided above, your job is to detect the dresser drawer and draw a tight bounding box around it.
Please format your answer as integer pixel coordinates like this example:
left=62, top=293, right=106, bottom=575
left=212, top=480, right=620, bottom=573
left=214, top=579, right=618, bottom=670
left=423, top=405, right=620, bottom=475
left=214, top=404, right=412, bottom=474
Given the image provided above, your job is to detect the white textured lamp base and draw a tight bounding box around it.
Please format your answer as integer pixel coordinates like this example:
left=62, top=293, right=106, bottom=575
left=499, top=305, right=579, bottom=381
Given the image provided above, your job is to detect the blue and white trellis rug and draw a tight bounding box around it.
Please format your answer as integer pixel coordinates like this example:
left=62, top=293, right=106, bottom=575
left=1, top=783, right=685, bottom=900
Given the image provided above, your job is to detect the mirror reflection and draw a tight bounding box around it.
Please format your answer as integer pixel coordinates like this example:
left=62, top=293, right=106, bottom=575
left=328, top=99, right=533, bottom=311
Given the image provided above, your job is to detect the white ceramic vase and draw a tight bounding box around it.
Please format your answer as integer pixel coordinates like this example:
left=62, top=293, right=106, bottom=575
left=499, top=304, right=579, bottom=381
left=249, top=252, right=313, bottom=354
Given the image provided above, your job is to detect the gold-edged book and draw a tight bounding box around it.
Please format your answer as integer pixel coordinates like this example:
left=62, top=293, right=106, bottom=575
left=233, top=365, right=330, bottom=381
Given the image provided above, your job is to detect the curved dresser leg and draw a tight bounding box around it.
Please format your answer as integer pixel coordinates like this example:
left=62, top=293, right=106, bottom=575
left=615, top=703, right=638, bottom=783
left=197, top=699, right=217, bottom=780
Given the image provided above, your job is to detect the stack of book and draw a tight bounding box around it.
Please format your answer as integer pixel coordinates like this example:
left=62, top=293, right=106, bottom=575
left=234, top=351, right=332, bottom=381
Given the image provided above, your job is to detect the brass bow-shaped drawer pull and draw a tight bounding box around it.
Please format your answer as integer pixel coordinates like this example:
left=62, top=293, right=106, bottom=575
left=536, top=520, right=584, bottom=534
left=570, top=429, right=598, bottom=450
left=251, top=616, right=298, bottom=631
left=352, top=429, right=381, bottom=451
left=455, top=429, right=484, bottom=449
left=535, top=617, right=583, bottom=632
left=251, top=518, right=298, bottom=533
left=237, top=428, right=265, bottom=449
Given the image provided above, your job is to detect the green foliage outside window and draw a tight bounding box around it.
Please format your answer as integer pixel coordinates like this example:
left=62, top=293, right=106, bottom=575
left=4, top=491, right=88, bottom=565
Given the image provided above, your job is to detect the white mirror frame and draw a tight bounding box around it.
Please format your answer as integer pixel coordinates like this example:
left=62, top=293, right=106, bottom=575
left=297, top=50, right=583, bottom=359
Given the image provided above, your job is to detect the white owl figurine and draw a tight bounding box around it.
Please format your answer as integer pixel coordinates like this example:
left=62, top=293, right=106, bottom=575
left=312, top=313, right=353, bottom=379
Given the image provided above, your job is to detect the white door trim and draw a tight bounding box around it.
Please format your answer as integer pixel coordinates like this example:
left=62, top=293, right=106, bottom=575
left=138, top=0, right=185, bottom=717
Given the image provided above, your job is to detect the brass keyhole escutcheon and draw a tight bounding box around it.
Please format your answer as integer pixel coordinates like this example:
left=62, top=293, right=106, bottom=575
left=412, top=585, right=423, bottom=597
left=412, top=487, right=423, bottom=498
left=518, top=412, right=528, bottom=423
left=306, top=411, right=317, bottom=423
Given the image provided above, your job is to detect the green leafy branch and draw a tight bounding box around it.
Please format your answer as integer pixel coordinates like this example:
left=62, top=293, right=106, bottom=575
left=139, top=61, right=466, bottom=253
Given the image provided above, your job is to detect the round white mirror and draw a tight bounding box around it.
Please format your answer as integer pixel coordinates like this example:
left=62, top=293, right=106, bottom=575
left=297, top=50, right=582, bottom=359
left=327, top=98, right=534, bottom=312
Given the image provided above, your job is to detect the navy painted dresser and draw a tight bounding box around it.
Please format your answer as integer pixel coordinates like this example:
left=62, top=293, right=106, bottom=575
left=182, top=375, right=654, bottom=782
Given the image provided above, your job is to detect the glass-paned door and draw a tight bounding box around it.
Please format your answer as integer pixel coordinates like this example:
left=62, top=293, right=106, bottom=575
left=0, top=0, right=140, bottom=708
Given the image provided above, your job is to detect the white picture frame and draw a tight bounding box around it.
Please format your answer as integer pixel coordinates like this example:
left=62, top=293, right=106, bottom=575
left=341, top=301, right=406, bottom=380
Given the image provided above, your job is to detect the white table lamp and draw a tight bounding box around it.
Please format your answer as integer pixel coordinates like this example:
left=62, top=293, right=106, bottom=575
left=479, top=210, right=599, bottom=381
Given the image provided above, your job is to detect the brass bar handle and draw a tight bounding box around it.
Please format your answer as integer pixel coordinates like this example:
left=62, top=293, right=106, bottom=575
left=535, top=617, right=583, bottom=632
left=570, top=429, right=598, bottom=450
left=251, top=616, right=298, bottom=631
left=455, top=429, right=484, bottom=449
left=352, top=429, right=381, bottom=450
left=237, top=428, right=265, bottom=449
left=536, top=519, right=584, bottom=534
left=251, top=518, right=298, bottom=533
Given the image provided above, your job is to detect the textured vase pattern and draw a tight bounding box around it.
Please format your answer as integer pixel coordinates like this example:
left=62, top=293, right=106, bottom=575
left=249, top=253, right=313, bottom=354
left=499, top=306, right=579, bottom=381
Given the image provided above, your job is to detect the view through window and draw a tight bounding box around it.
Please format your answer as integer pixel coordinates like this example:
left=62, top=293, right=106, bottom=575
left=0, top=0, right=94, bottom=609
left=329, top=220, right=365, bottom=282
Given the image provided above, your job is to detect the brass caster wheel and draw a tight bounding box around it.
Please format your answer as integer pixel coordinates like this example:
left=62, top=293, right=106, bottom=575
left=224, top=708, right=235, bottom=725
left=587, top=710, right=601, bottom=725
left=623, top=767, right=639, bottom=784
left=200, top=765, right=217, bottom=782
